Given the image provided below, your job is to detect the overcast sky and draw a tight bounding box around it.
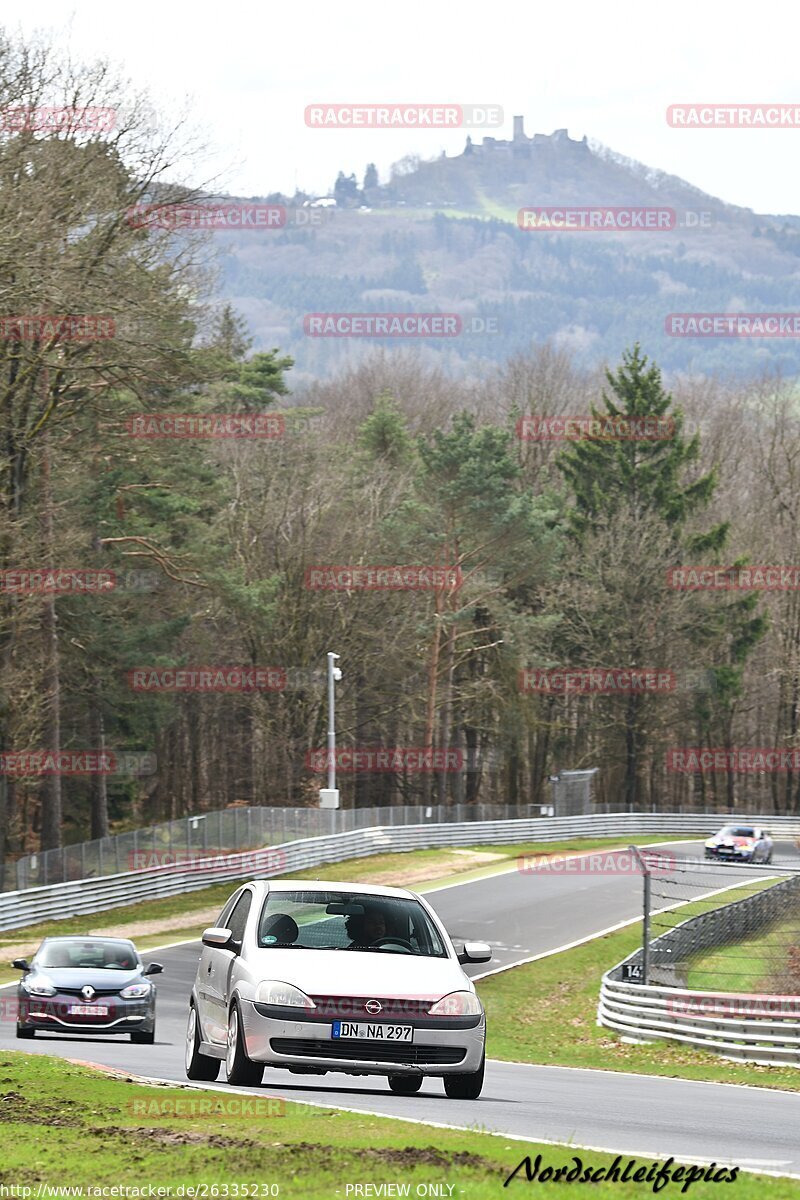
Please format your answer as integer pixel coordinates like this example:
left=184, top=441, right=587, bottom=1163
left=11, top=0, right=800, bottom=214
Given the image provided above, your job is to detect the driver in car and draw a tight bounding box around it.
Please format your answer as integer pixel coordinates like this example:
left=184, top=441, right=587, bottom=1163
left=346, top=905, right=387, bottom=946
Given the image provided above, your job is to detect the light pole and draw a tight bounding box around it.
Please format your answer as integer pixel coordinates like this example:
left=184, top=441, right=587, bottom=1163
left=319, top=651, right=341, bottom=809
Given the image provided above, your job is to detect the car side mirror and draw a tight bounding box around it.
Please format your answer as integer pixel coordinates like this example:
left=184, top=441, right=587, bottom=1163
left=143, top=962, right=163, bottom=976
left=202, top=927, right=234, bottom=948
left=11, top=958, right=30, bottom=972
left=458, top=941, right=492, bottom=964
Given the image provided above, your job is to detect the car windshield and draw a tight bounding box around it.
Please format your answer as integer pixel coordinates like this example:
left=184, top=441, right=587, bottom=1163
left=720, top=827, right=755, bottom=838
left=257, top=890, right=448, bottom=957
left=36, top=939, right=139, bottom=970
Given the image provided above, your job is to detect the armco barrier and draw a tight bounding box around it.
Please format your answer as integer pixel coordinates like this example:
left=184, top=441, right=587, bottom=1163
left=598, top=974, right=800, bottom=1068
left=1, top=810, right=799, bottom=933
left=598, top=863, right=800, bottom=1066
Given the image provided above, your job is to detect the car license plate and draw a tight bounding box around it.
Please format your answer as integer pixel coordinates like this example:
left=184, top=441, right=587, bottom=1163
left=331, top=1021, right=413, bottom=1042
left=68, top=1004, right=109, bottom=1016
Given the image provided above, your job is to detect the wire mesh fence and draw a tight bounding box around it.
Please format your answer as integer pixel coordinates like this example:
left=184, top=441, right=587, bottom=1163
left=8, top=801, right=547, bottom=890
left=628, top=843, right=800, bottom=994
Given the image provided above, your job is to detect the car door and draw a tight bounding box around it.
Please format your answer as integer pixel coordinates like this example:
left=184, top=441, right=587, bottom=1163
left=197, top=888, right=241, bottom=1043
left=205, top=888, right=252, bottom=1044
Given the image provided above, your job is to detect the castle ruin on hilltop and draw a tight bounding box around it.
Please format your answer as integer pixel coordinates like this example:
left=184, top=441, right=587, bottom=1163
left=462, top=115, right=589, bottom=158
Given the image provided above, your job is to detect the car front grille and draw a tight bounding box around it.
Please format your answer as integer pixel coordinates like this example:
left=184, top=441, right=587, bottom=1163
left=270, top=1038, right=466, bottom=1065
left=307, top=995, right=433, bottom=1019
left=49, top=987, right=121, bottom=997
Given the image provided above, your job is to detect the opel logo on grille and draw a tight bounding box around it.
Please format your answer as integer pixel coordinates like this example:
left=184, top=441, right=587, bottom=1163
left=364, top=999, right=382, bottom=1015
left=81, top=985, right=95, bottom=1001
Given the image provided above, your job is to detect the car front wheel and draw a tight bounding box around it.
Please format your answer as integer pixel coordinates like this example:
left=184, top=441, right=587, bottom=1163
left=15, top=1025, right=35, bottom=1039
left=131, top=1027, right=155, bottom=1044
left=185, top=1004, right=220, bottom=1081
left=226, top=1002, right=263, bottom=1086
left=443, top=1051, right=485, bottom=1100
left=388, top=1074, right=423, bottom=1095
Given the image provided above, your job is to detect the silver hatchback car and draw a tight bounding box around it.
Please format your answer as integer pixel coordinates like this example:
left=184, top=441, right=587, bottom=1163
left=185, top=880, right=491, bottom=1098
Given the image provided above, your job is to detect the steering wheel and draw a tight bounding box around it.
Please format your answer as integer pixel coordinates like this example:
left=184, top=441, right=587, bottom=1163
left=371, top=936, right=414, bottom=952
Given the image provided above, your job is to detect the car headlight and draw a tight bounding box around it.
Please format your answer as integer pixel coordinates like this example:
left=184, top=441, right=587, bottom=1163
left=120, top=982, right=151, bottom=999
left=427, top=990, right=482, bottom=1017
left=21, top=976, right=56, bottom=997
left=255, top=981, right=316, bottom=1009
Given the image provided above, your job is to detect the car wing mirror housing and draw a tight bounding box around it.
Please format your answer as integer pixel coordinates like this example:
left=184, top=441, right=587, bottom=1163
left=201, top=927, right=233, bottom=948
left=143, top=962, right=163, bottom=975
left=11, top=958, right=30, bottom=971
left=458, top=941, right=492, bottom=964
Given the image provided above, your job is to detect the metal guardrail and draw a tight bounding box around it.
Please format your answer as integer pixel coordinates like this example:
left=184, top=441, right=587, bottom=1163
left=2, top=809, right=798, bottom=934
left=598, top=861, right=800, bottom=1067
left=598, top=974, right=800, bottom=1068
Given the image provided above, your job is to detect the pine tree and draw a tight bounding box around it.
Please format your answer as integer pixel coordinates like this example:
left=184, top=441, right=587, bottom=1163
left=558, top=343, right=723, bottom=542
left=556, top=345, right=762, bottom=809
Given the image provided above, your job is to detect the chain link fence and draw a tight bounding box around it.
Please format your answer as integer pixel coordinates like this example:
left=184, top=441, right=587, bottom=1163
left=8, top=801, right=548, bottom=890
left=622, top=845, right=800, bottom=992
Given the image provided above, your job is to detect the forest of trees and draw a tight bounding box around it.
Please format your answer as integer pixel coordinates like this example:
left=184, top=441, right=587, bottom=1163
left=4, top=29, right=800, bottom=885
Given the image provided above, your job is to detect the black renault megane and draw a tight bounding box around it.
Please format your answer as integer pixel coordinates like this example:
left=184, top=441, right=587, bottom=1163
left=12, top=935, right=162, bottom=1042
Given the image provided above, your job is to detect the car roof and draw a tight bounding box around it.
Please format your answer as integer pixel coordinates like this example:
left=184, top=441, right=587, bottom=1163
left=40, top=935, right=137, bottom=946
left=258, top=879, right=418, bottom=900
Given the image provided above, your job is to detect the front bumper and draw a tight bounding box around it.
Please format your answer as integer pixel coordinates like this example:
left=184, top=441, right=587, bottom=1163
left=17, top=992, right=154, bottom=1034
left=239, top=999, right=485, bottom=1076
left=705, top=847, right=754, bottom=861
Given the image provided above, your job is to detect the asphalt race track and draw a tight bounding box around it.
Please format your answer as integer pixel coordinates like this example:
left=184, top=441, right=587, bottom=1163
left=3, top=839, right=800, bottom=1177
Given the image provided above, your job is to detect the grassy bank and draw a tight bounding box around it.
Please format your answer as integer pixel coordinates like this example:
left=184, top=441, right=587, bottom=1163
left=685, top=914, right=800, bottom=993
left=0, top=1053, right=791, bottom=1197
left=478, top=887, right=800, bottom=1091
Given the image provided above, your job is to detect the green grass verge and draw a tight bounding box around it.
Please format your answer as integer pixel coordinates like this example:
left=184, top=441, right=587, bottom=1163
left=0, top=1053, right=791, bottom=1197
left=478, top=878, right=800, bottom=1091
left=685, top=913, right=800, bottom=993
